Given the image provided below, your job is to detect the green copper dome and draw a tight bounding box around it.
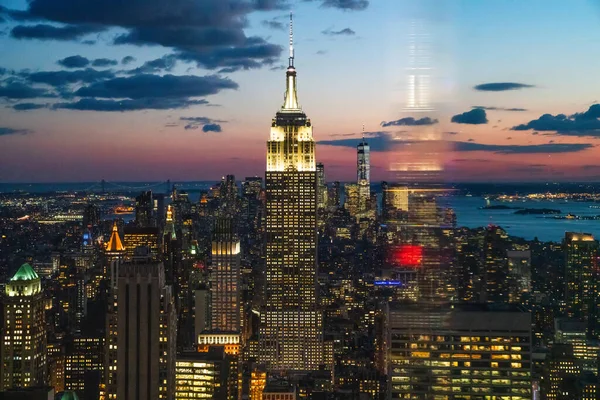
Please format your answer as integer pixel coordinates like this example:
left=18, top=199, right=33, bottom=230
left=58, top=391, right=80, bottom=400
left=10, top=263, right=39, bottom=281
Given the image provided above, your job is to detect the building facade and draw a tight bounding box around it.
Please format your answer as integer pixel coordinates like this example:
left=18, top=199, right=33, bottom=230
left=175, top=349, right=234, bottom=400
left=357, top=136, right=370, bottom=214
left=564, top=232, right=599, bottom=339
left=105, top=257, right=177, bottom=399
left=210, top=218, right=241, bottom=333
left=387, top=304, right=532, bottom=399
left=259, top=15, right=327, bottom=372
left=1, top=263, right=47, bottom=390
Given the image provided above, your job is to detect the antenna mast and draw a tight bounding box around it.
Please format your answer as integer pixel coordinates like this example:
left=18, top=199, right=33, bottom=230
left=289, top=12, right=294, bottom=67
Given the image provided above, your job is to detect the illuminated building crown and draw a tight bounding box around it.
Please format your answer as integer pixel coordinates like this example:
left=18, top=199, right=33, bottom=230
left=7, top=263, right=41, bottom=296
left=106, top=221, right=125, bottom=252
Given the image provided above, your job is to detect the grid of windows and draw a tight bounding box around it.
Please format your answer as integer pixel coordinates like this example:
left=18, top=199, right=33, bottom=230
left=260, top=109, right=325, bottom=371
left=388, top=308, right=532, bottom=399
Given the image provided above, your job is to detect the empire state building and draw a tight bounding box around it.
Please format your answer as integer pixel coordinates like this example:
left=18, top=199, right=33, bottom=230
left=260, top=15, right=328, bottom=372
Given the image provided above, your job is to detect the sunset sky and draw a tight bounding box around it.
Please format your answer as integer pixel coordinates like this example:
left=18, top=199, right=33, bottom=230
left=1, top=0, right=600, bottom=183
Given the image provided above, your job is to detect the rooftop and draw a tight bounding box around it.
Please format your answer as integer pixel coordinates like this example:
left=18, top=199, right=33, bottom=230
left=10, top=263, right=39, bottom=282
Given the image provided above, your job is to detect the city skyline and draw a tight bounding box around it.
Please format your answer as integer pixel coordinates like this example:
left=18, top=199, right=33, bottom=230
left=2, top=0, right=600, bottom=182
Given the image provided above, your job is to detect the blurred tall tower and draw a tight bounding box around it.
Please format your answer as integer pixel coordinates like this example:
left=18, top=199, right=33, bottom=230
left=404, top=19, right=432, bottom=113
left=1, top=264, right=47, bottom=390
left=260, top=14, right=328, bottom=372
left=389, top=11, right=443, bottom=183
left=385, top=6, right=451, bottom=305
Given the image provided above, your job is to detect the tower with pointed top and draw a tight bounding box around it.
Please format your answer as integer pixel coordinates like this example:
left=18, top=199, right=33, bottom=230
left=260, top=14, right=328, bottom=372
left=357, top=126, right=370, bottom=214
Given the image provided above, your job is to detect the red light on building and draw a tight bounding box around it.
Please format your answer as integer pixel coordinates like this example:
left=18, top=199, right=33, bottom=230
left=195, top=262, right=205, bottom=270
left=395, top=245, right=423, bottom=267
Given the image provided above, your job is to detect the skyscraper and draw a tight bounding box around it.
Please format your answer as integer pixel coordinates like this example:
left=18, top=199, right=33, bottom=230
left=329, top=181, right=341, bottom=209
left=210, top=218, right=241, bottom=333
left=123, top=226, right=160, bottom=261
left=134, top=191, right=154, bottom=227
left=564, top=232, right=599, bottom=338
left=64, top=335, right=104, bottom=399
left=316, top=163, right=328, bottom=209
left=105, top=252, right=177, bottom=399
left=1, top=264, right=47, bottom=390
left=260, top=15, right=327, bottom=372
left=386, top=303, right=532, bottom=399
left=344, top=183, right=359, bottom=217
left=175, top=348, right=235, bottom=400
left=357, top=133, right=370, bottom=214
left=242, top=177, right=263, bottom=199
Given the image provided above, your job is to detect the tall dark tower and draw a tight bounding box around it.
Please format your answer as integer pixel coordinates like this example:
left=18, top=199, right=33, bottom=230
left=564, top=232, right=599, bottom=338
left=260, top=14, right=329, bottom=372
left=135, top=190, right=154, bottom=227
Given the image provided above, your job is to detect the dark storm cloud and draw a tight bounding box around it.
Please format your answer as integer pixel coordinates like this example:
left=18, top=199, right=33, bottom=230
left=380, top=117, right=438, bottom=127
left=23, top=0, right=256, bottom=27
left=121, top=56, right=136, bottom=65
left=202, top=124, right=221, bottom=132
left=75, top=74, right=237, bottom=99
left=262, top=20, right=284, bottom=30
left=126, top=55, right=177, bottom=74
left=113, top=26, right=245, bottom=48
left=512, top=104, right=600, bottom=137
left=22, top=68, right=115, bottom=87
left=322, top=27, right=355, bottom=36
left=473, top=106, right=527, bottom=112
left=181, top=116, right=224, bottom=131
left=15, top=0, right=285, bottom=71
left=473, top=82, right=535, bottom=92
left=0, top=127, right=32, bottom=136
left=451, top=108, right=488, bottom=125
left=53, top=98, right=209, bottom=112
left=92, top=58, right=118, bottom=67
left=175, top=39, right=281, bottom=71
left=0, top=82, right=55, bottom=99
left=320, top=0, right=369, bottom=10
left=11, top=24, right=104, bottom=40
left=57, top=55, right=90, bottom=68
left=12, top=103, right=48, bottom=111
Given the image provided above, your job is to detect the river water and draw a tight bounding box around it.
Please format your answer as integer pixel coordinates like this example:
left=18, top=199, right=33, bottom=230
left=446, top=196, right=600, bottom=242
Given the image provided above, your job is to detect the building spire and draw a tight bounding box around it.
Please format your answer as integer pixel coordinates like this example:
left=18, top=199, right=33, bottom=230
left=362, top=124, right=365, bottom=142
left=282, top=12, right=299, bottom=111
left=106, top=221, right=125, bottom=252
left=289, top=12, right=294, bottom=68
